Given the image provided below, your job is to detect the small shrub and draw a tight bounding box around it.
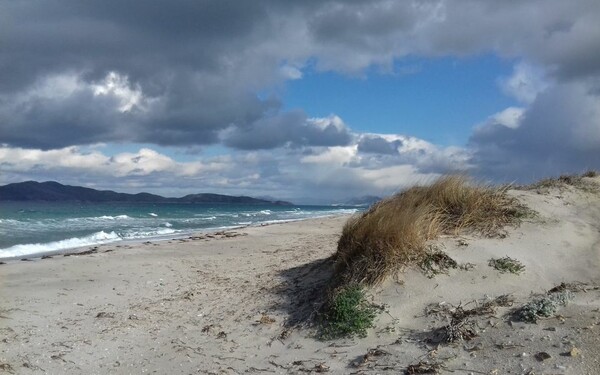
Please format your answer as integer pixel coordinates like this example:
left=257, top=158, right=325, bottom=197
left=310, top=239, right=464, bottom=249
left=488, top=256, right=525, bottom=274
left=514, top=290, right=574, bottom=323
left=321, top=285, right=377, bottom=339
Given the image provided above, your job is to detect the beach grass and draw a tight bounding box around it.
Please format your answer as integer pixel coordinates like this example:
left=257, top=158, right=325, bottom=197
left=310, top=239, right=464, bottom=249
left=525, top=170, right=599, bottom=192
left=333, top=175, right=523, bottom=286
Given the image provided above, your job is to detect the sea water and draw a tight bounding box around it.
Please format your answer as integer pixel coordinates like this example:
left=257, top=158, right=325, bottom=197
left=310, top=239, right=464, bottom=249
left=0, top=201, right=359, bottom=259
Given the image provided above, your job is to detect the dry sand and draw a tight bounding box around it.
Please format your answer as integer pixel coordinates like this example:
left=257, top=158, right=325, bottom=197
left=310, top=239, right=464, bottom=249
left=1, top=177, right=600, bottom=374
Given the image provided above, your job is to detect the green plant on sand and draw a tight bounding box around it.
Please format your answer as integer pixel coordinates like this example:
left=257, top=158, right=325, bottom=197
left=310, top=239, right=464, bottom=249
left=419, top=249, right=458, bottom=278
left=488, top=256, right=525, bottom=274
left=514, top=290, right=574, bottom=323
left=334, top=175, right=524, bottom=286
left=320, top=284, right=377, bottom=339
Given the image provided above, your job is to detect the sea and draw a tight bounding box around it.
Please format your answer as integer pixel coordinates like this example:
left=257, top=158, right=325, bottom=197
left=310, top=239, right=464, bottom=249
left=0, top=201, right=360, bottom=259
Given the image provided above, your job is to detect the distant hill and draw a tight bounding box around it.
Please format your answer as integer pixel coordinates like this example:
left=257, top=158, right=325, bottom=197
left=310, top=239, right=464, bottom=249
left=0, top=181, right=293, bottom=205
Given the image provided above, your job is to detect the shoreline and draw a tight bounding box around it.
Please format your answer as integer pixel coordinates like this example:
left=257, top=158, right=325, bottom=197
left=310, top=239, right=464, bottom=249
left=1, top=183, right=599, bottom=373
left=0, top=213, right=355, bottom=263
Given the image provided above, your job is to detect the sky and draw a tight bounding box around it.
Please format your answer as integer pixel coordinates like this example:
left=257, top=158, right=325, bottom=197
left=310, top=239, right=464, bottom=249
left=1, top=0, right=600, bottom=203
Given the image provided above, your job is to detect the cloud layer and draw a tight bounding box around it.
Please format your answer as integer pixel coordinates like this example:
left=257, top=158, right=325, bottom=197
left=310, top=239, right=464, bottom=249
left=1, top=0, right=600, bottom=198
left=0, top=130, right=469, bottom=202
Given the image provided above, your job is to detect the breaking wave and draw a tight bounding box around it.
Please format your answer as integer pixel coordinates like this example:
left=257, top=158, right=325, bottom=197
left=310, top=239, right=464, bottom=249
left=0, top=231, right=122, bottom=258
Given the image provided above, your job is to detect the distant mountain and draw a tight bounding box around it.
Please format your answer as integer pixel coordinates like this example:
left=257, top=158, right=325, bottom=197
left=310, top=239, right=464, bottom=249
left=0, top=181, right=293, bottom=205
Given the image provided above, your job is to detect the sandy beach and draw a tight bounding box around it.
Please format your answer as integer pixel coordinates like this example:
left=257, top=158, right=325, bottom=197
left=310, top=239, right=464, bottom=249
left=2, top=178, right=600, bottom=374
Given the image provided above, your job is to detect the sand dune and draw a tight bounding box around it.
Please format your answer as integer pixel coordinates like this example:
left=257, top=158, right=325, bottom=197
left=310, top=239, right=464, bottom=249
left=1, top=177, right=599, bottom=374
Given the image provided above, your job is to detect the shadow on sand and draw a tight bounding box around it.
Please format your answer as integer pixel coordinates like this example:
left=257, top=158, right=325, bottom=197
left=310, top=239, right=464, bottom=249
left=271, top=256, right=336, bottom=328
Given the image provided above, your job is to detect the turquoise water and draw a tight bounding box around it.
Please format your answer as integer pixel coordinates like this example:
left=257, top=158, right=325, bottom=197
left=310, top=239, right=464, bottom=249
left=0, top=202, right=358, bottom=259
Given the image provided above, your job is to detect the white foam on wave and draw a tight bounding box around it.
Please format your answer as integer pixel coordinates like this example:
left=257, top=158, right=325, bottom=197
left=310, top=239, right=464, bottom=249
left=198, top=216, right=217, bottom=220
left=149, top=212, right=158, bottom=217
left=121, top=228, right=177, bottom=239
left=163, top=222, right=173, bottom=228
left=259, top=210, right=272, bottom=215
left=0, top=218, right=20, bottom=224
left=97, top=215, right=131, bottom=220
left=0, top=231, right=122, bottom=259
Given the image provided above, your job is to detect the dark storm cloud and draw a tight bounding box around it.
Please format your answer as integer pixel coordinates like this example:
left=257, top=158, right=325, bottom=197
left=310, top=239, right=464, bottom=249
left=0, top=0, right=288, bottom=149
left=0, top=71, right=277, bottom=149
left=0, top=87, right=124, bottom=149
left=0, top=0, right=269, bottom=91
left=469, top=82, right=600, bottom=182
left=222, top=112, right=353, bottom=150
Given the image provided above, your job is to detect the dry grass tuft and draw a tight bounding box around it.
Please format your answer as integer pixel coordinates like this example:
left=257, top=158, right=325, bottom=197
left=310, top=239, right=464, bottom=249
left=335, top=175, right=523, bottom=286
left=425, top=295, right=514, bottom=344
left=524, top=170, right=599, bottom=193
left=405, top=360, right=444, bottom=374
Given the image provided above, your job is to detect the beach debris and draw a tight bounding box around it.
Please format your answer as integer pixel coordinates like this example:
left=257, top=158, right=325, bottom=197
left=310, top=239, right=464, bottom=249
left=464, top=342, right=484, bottom=352
left=20, top=258, right=32, bottom=262
left=443, top=317, right=477, bottom=343
left=95, top=312, right=115, bottom=319
left=201, top=324, right=213, bottom=333
left=278, top=328, right=292, bottom=340
left=50, top=353, right=70, bottom=363
left=257, top=313, right=276, bottom=324
left=458, top=262, right=476, bottom=271
left=217, top=331, right=227, bottom=339
left=0, top=362, right=14, bottom=373
left=495, top=342, right=525, bottom=350
left=353, top=347, right=390, bottom=367
left=534, top=351, right=552, bottom=361
left=405, top=360, right=443, bottom=374
left=457, top=239, right=469, bottom=247
left=41, top=255, right=53, bottom=259
left=425, top=295, right=514, bottom=344
left=313, top=362, right=330, bottom=373
left=21, top=361, right=43, bottom=371
left=547, top=281, right=598, bottom=294
left=182, top=290, right=194, bottom=300
left=419, top=250, right=458, bottom=278
left=63, top=248, right=98, bottom=257
left=566, top=347, right=581, bottom=357
left=488, top=256, right=525, bottom=274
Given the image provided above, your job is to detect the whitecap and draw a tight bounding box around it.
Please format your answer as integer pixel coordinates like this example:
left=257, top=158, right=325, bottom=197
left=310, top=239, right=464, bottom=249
left=121, top=228, right=177, bottom=239
left=97, top=215, right=131, bottom=220
left=0, top=231, right=122, bottom=259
